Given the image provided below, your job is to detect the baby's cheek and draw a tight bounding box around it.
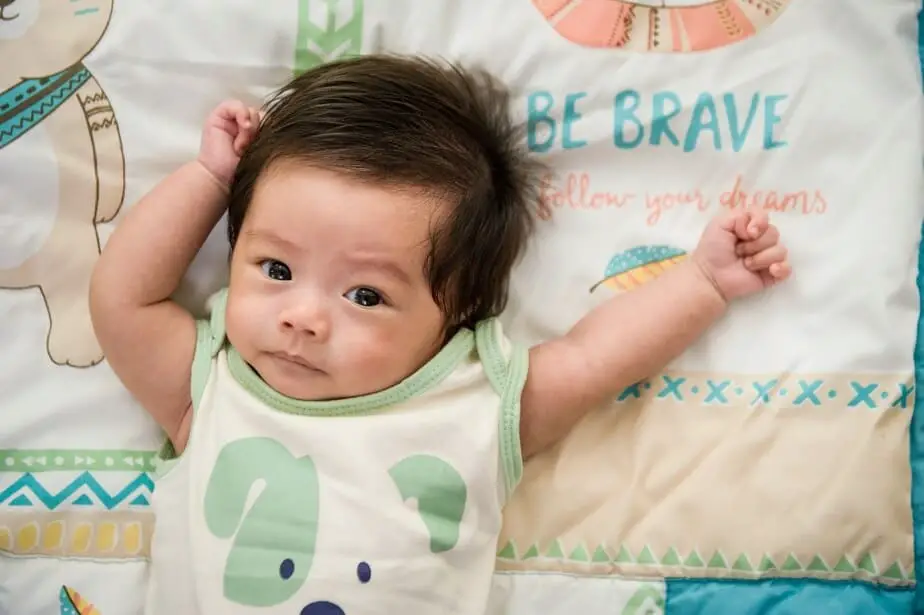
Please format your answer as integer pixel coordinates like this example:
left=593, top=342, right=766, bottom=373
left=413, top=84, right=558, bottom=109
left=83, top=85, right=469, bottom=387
left=360, top=339, right=397, bottom=373
left=224, top=296, right=260, bottom=351
left=345, top=331, right=405, bottom=386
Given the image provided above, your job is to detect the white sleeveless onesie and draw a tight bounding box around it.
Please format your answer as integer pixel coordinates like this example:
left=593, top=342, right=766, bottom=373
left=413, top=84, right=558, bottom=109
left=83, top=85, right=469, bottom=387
left=144, top=289, right=528, bottom=615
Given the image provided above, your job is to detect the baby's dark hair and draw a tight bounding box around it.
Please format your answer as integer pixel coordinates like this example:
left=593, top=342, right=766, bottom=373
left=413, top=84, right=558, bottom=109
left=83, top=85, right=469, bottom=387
left=226, top=54, right=543, bottom=329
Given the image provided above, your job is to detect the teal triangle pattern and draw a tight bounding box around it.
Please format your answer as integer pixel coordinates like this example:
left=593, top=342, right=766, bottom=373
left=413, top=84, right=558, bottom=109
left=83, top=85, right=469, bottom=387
left=9, top=494, right=32, bottom=506
left=72, top=494, right=93, bottom=506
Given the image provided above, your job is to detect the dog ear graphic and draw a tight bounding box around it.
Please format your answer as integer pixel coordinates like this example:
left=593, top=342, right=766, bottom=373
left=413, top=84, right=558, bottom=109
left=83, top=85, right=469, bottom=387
left=205, top=437, right=320, bottom=606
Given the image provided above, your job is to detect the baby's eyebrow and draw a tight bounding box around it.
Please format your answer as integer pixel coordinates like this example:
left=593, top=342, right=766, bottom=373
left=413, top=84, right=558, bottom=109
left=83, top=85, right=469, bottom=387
left=243, top=229, right=301, bottom=252
left=345, top=254, right=413, bottom=286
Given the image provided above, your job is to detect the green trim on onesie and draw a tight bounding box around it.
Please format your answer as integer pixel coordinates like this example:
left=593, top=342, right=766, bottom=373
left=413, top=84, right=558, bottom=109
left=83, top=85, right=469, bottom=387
left=191, top=288, right=476, bottom=417
left=475, top=318, right=509, bottom=393
left=500, top=344, right=527, bottom=497
left=227, top=331, right=474, bottom=416
left=155, top=291, right=240, bottom=476
left=191, top=319, right=219, bottom=409
left=474, top=319, right=528, bottom=499
left=157, top=289, right=526, bottom=492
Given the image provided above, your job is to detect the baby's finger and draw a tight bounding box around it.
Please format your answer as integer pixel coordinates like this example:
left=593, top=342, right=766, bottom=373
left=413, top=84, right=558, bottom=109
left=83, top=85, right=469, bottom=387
left=736, top=209, right=769, bottom=240
left=736, top=225, right=780, bottom=256
left=235, top=106, right=252, bottom=131
left=233, top=130, right=249, bottom=156
left=744, top=244, right=788, bottom=271
left=213, top=117, right=238, bottom=134
left=216, top=99, right=249, bottom=123
left=769, top=261, right=792, bottom=281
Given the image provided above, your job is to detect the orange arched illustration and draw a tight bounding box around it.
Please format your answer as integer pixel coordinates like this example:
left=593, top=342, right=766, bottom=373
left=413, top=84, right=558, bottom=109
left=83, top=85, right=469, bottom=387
left=532, top=0, right=792, bottom=52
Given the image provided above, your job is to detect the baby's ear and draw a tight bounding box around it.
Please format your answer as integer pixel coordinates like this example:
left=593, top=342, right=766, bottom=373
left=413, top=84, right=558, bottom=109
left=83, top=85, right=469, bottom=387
left=204, top=437, right=320, bottom=606
left=389, top=455, right=468, bottom=554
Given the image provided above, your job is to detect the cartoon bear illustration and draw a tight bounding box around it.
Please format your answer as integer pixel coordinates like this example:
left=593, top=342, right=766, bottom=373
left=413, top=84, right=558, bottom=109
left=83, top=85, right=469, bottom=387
left=532, top=0, right=792, bottom=52
left=0, top=0, right=124, bottom=367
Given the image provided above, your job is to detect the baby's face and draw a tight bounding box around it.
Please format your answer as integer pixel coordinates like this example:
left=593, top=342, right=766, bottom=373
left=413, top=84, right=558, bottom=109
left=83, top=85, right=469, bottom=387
left=225, top=162, right=446, bottom=401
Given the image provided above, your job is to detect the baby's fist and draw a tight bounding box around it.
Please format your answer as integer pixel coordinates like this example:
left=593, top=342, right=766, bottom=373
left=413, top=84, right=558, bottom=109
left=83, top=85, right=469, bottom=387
left=693, top=209, right=791, bottom=302
left=198, top=100, right=261, bottom=186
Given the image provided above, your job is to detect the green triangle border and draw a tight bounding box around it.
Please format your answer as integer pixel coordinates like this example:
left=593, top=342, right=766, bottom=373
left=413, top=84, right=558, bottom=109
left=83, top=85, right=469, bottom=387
left=496, top=541, right=911, bottom=583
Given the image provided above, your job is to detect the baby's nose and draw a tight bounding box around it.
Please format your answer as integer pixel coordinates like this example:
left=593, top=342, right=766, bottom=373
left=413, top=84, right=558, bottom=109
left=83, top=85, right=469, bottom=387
left=279, top=302, right=330, bottom=339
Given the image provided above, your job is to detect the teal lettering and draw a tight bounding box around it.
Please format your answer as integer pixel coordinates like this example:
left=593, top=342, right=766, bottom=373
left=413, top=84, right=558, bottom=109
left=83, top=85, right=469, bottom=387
left=562, top=92, right=587, bottom=149
left=650, top=91, right=682, bottom=146
left=723, top=93, right=761, bottom=152
left=527, top=91, right=556, bottom=153
left=389, top=455, right=467, bottom=553
left=684, top=93, right=722, bottom=152
left=204, top=438, right=320, bottom=606
left=613, top=90, right=643, bottom=149
left=763, top=94, right=788, bottom=149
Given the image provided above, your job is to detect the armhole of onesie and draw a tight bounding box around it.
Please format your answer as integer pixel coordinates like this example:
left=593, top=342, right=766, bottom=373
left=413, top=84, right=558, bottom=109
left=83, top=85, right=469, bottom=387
left=154, top=292, right=227, bottom=478
left=474, top=319, right=529, bottom=501
left=190, top=319, right=218, bottom=410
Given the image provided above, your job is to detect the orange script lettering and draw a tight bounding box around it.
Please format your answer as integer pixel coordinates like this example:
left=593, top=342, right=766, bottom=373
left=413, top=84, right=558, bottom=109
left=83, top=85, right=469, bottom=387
left=645, top=189, right=710, bottom=226
left=720, top=175, right=827, bottom=216
left=537, top=172, right=635, bottom=220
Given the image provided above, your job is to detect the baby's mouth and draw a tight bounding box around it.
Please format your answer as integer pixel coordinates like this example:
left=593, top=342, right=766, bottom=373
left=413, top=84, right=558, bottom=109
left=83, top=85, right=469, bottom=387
left=271, top=351, right=324, bottom=373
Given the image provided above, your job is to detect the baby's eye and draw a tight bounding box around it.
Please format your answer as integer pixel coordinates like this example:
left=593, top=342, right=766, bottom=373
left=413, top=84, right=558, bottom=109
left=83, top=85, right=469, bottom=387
left=260, top=260, right=291, bottom=281
left=344, top=287, right=383, bottom=307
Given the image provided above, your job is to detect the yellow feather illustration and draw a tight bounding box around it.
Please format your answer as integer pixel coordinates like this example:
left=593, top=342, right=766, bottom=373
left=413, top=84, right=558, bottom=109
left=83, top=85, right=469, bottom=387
left=590, top=245, right=688, bottom=293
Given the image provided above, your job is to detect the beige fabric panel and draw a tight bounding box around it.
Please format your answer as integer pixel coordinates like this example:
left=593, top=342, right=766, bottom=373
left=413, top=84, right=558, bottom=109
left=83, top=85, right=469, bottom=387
left=498, top=370, right=914, bottom=586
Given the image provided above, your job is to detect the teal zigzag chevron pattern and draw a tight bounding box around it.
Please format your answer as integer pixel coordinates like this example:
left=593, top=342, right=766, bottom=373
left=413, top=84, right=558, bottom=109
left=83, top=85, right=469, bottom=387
left=0, top=63, right=91, bottom=149
left=0, top=472, right=153, bottom=510
left=295, top=0, right=364, bottom=74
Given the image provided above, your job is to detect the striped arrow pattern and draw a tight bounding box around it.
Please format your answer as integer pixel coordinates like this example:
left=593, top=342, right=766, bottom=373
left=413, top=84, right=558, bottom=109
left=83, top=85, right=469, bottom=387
left=295, top=0, right=364, bottom=74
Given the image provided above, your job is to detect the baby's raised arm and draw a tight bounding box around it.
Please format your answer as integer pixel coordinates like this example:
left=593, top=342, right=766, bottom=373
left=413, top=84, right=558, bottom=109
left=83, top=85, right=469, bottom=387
left=90, top=101, right=259, bottom=452
left=519, top=210, right=791, bottom=458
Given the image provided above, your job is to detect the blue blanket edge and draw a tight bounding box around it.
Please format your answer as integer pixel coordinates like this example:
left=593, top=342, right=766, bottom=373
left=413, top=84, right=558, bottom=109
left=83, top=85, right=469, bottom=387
left=911, top=6, right=924, bottom=614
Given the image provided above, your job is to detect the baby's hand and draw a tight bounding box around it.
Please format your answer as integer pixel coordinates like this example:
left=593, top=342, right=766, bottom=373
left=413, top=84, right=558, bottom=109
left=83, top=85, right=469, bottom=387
left=198, top=100, right=261, bottom=186
left=693, top=209, right=791, bottom=302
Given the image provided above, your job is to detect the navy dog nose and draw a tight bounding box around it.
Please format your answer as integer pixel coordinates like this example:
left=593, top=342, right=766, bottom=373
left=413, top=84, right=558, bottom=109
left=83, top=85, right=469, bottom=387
left=301, top=601, right=345, bottom=615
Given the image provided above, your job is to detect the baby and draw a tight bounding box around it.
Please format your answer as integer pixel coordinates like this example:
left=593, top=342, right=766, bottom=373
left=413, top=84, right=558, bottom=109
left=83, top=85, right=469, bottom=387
left=90, top=56, right=790, bottom=615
